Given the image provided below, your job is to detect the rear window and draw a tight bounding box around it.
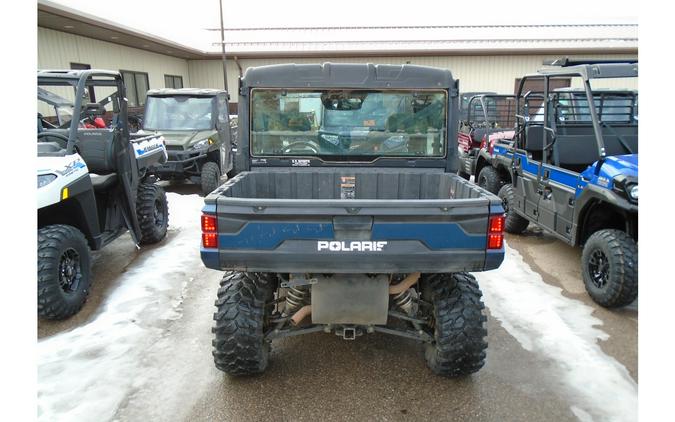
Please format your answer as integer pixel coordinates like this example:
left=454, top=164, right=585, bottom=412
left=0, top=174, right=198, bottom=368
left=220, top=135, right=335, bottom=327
left=249, top=89, right=448, bottom=159
left=143, top=96, right=214, bottom=131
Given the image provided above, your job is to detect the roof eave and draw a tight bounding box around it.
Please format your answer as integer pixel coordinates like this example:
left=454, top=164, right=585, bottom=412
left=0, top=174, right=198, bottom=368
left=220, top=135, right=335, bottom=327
left=202, top=46, right=638, bottom=60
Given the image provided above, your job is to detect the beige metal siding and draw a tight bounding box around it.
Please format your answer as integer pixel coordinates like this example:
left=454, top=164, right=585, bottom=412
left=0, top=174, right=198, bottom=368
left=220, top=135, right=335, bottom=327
left=188, top=54, right=637, bottom=99
left=38, top=26, right=636, bottom=104
left=38, top=28, right=191, bottom=89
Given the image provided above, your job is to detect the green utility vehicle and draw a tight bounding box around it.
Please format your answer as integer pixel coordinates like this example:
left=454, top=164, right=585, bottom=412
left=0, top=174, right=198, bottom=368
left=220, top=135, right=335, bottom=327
left=141, top=89, right=234, bottom=195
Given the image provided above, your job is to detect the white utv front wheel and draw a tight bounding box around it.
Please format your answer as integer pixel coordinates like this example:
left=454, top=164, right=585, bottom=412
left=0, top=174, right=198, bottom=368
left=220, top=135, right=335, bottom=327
left=136, top=183, right=169, bottom=245
left=38, top=225, right=92, bottom=320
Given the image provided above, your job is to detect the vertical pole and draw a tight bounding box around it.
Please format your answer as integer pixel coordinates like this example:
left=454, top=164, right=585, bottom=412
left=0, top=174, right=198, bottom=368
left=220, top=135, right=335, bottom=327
left=218, top=0, right=228, bottom=93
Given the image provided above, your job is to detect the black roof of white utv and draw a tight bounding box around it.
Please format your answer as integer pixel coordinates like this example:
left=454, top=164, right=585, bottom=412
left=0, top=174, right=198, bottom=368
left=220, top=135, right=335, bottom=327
left=37, top=69, right=121, bottom=80
left=241, top=63, right=457, bottom=90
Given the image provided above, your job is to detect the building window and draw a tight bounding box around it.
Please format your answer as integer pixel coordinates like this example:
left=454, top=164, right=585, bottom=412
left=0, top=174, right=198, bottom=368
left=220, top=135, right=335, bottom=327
left=164, top=74, right=184, bottom=89
left=121, top=70, right=150, bottom=107
left=70, top=62, right=91, bottom=70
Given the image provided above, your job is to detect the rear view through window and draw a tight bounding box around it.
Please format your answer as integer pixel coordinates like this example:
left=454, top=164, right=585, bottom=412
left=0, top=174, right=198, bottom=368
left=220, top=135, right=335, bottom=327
left=143, top=96, right=214, bottom=131
left=250, top=89, right=447, bottom=158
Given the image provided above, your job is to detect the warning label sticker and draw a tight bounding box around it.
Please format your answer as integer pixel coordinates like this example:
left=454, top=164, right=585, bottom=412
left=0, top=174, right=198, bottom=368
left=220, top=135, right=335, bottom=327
left=340, top=176, right=356, bottom=199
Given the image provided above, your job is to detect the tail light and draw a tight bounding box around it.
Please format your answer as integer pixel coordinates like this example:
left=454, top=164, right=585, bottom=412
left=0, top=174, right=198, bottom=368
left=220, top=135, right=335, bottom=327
left=488, top=139, right=496, bottom=155
left=201, top=214, right=218, bottom=248
left=487, top=214, right=505, bottom=250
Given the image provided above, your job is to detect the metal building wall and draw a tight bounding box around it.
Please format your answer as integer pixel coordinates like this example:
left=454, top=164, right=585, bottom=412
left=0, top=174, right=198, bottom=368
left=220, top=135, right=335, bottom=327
left=38, top=26, right=637, bottom=102
left=188, top=53, right=637, bottom=100
left=38, top=27, right=191, bottom=89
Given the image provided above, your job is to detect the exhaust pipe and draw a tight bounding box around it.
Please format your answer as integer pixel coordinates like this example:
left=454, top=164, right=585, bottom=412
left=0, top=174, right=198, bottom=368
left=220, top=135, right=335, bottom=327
left=290, top=305, right=312, bottom=326
left=388, top=272, right=421, bottom=295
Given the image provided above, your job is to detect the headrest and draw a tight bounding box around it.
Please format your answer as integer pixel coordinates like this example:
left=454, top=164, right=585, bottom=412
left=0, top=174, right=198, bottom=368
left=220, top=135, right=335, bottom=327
left=83, top=103, right=106, bottom=116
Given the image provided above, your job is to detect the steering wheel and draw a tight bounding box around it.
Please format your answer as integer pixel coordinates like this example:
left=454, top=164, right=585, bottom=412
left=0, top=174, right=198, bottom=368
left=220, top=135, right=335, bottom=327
left=282, top=141, right=320, bottom=154
left=37, top=132, right=70, bottom=149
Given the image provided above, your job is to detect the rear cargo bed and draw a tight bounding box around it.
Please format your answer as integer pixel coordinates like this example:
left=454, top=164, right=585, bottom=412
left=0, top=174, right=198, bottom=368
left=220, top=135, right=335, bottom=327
left=201, top=169, right=504, bottom=273
left=221, top=168, right=485, bottom=200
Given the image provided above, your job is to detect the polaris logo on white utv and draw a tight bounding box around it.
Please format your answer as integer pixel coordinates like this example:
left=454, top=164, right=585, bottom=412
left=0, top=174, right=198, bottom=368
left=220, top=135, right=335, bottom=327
left=317, top=241, right=388, bottom=252
left=135, top=143, right=163, bottom=157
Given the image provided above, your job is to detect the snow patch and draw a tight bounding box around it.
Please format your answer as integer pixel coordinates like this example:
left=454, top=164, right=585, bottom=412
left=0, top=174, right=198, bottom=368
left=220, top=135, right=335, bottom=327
left=38, top=193, right=205, bottom=422
left=478, top=245, right=637, bottom=422
left=571, top=406, right=595, bottom=422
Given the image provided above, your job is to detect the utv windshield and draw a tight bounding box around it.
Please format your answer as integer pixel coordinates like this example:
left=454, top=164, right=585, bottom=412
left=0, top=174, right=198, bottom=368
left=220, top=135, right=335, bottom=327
left=143, top=96, right=214, bottom=131
left=38, top=79, right=120, bottom=134
left=38, top=85, right=77, bottom=130
left=250, top=89, right=447, bottom=158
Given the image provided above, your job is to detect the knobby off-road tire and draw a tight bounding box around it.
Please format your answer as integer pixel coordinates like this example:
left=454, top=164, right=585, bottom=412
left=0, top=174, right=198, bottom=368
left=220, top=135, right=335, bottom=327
left=581, top=229, right=638, bottom=308
left=201, top=161, right=221, bottom=196
left=498, top=183, right=529, bottom=234
left=38, top=225, right=92, bottom=320
left=422, top=273, right=488, bottom=377
left=477, top=166, right=502, bottom=194
left=458, top=170, right=471, bottom=181
left=136, top=183, right=168, bottom=245
left=212, top=272, right=276, bottom=376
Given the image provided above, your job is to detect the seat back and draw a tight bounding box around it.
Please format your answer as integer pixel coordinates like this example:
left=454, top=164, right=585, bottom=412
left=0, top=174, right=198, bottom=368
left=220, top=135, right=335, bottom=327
left=555, top=135, right=598, bottom=166
left=556, top=123, right=638, bottom=166
left=522, top=125, right=552, bottom=162
left=76, top=129, right=117, bottom=174
left=555, top=130, right=638, bottom=171
left=470, top=127, right=502, bottom=143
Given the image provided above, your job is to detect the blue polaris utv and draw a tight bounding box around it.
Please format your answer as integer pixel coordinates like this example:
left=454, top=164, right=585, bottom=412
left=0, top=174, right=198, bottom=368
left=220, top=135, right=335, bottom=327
left=200, top=63, right=507, bottom=376
left=496, top=59, right=638, bottom=307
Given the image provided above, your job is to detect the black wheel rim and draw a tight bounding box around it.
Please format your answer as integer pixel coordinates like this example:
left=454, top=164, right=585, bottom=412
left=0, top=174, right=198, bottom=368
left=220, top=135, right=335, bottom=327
left=588, top=249, right=610, bottom=289
left=153, top=198, right=166, bottom=229
left=59, top=248, right=82, bottom=293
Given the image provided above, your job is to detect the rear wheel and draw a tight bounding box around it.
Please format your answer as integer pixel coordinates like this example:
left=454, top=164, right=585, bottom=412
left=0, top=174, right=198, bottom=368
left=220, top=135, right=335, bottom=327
left=201, top=161, right=221, bottom=196
left=421, top=273, right=488, bottom=377
left=212, top=272, right=275, bottom=376
left=477, top=166, right=502, bottom=194
left=498, top=184, right=529, bottom=234
left=581, top=229, right=638, bottom=307
left=136, top=183, right=168, bottom=245
left=38, top=225, right=92, bottom=320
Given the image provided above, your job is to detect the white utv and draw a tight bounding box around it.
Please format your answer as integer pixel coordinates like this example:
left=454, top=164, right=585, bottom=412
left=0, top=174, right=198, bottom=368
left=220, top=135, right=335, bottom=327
left=37, top=69, right=169, bottom=319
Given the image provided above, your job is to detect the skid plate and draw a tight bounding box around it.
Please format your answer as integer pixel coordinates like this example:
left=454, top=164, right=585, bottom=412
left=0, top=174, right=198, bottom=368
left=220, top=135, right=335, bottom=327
left=311, top=274, right=389, bottom=325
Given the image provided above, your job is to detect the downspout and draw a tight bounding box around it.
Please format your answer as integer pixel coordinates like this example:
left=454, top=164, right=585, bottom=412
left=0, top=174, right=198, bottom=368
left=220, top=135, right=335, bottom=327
left=233, top=56, right=243, bottom=78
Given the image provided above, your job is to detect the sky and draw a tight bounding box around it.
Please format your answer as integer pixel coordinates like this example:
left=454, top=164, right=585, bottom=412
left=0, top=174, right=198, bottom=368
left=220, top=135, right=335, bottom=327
left=49, top=0, right=637, bottom=51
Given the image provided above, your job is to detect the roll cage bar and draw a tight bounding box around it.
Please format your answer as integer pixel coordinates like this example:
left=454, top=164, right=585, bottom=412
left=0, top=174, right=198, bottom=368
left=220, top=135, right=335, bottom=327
left=514, top=62, right=638, bottom=163
left=464, top=94, right=517, bottom=129
left=37, top=69, right=129, bottom=154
